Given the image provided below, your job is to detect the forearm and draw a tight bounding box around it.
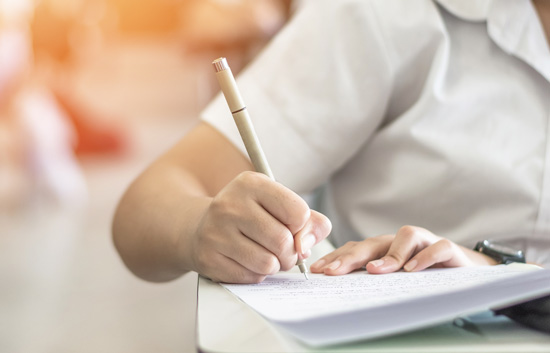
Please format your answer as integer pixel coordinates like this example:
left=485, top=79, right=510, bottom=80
left=112, top=160, right=211, bottom=282
left=110, top=122, right=331, bottom=284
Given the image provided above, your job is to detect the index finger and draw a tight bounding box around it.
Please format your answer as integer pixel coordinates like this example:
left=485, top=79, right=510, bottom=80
left=241, top=172, right=311, bottom=234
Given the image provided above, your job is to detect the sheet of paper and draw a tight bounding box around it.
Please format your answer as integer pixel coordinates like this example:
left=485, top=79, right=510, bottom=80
left=222, top=265, right=535, bottom=322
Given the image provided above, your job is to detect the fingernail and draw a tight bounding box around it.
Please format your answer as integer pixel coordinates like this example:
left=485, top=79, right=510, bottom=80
left=300, top=234, right=316, bottom=255
left=404, top=259, right=417, bottom=272
left=327, top=260, right=341, bottom=270
left=369, top=259, right=384, bottom=267
left=312, top=259, right=326, bottom=269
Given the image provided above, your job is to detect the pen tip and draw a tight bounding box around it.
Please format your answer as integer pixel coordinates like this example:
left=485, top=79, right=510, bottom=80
left=297, top=260, right=309, bottom=279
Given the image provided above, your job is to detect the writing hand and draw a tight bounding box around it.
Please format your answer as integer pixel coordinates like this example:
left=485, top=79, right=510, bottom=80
left=190, top=171, right=331, bottom=283
left=310, top=225, right=496, bottom=276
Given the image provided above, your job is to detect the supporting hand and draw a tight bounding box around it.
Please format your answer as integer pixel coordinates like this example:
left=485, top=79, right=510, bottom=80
left=310, top=226, right=497, bottom=276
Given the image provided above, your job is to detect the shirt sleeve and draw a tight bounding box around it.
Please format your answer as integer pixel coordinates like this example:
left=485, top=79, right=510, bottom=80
left=201, top=0, right=394, bottom=194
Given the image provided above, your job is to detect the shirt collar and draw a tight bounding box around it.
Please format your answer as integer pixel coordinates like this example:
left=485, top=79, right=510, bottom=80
left=437, top=0, right=550, bottom=82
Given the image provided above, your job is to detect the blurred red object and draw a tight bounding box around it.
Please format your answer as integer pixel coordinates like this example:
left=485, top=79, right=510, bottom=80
left=52, top=90, right=127, bottom=156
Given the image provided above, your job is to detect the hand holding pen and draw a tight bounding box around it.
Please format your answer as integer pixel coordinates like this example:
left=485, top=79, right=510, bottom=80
left=196, top=57, right=332, bottom=282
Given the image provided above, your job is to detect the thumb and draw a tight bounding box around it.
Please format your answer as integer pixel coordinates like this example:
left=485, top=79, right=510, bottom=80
left=294, top=210, right=332, bottom=260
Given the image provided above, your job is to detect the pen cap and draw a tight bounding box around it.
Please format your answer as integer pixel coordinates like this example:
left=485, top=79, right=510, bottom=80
left=212, top=58, right=245, bottom=113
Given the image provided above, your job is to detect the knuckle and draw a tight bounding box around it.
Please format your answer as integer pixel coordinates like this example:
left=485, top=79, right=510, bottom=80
left=274, top=228, right=294, bottom=254
left=397, top=225, right=419, bottom=239
left=292, top=202, right=311, bottom=229
left=343, top=241, right=359, bottom=248
left=279, top=194, right=309, bottom=230
left=236, top=170, right=255, bottom=181
left=209, top=197, right=243, bottom=225
left=279, top=254, right=297, bottom=271
left=437, top=238, right=454, bottom=250
left=233, top=266, right=266, bottom=284
left=315, top=210, right=331, bottom=225
left=258, top=255, right=280, bottom=275
left=236, top=171, right=266, bottom=188
left=375, top=234, right=395, bottom=245
left=295, top=205, right=311, bottom=228
left=227, top=268, right=263, bottom=284
left=249, top=274, right=267, bottom=284
left=208, top=196, right=230, bottom=217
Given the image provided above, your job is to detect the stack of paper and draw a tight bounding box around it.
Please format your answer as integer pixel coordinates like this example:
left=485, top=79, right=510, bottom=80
left=222, top=265, right=550, bottom=346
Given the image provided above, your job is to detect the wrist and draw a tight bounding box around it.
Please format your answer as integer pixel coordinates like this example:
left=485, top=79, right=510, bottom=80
left=471, top=250, right=499, bottom=266
left=174, top=196, right=213, bottom=274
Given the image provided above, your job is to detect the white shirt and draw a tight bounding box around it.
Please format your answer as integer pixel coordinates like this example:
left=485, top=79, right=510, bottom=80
left=202, top=0, right=550, bottom=266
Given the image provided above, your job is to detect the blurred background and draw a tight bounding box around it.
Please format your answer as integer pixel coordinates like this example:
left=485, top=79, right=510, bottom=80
left=0, top=0, right=293, bottom=351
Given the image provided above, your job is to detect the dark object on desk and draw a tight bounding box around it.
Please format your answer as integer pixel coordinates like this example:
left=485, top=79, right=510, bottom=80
left=473, top=240, right=526, bottom=264
left=496, top=294, right=550, bottom=334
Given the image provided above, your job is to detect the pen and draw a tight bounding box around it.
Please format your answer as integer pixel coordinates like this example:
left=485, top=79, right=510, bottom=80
left=212, top=57, right=309, bottom=280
